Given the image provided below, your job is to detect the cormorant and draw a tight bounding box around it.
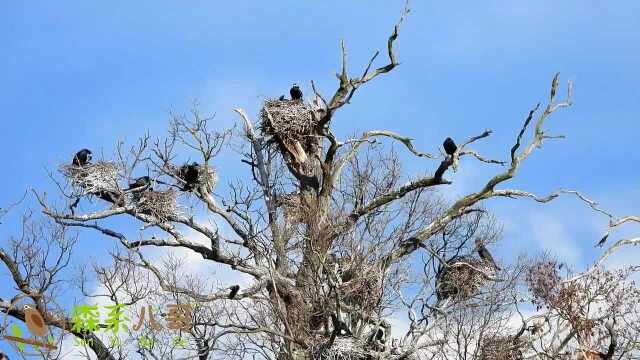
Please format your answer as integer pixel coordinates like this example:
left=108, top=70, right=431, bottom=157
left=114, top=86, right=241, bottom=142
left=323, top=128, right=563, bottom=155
left=178, top=162, right=200, bottom=191
left=443, top=137, right=457, bottom=156
left=290, top=84, right=303, bottom=101
left=127, top=176, right=152, bottom=191
left=229, top=285, right=240, bottom=299
left=72, top=149, right=92, bottom=166
left=596, top=232, right=610, bottom=248
left=475, top=238, right=500, bottom=270
left=330, top=314, right=352, bottom=336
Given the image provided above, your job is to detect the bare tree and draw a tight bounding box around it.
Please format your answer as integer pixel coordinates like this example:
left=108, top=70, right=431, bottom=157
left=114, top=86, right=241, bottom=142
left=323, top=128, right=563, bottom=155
left=1, top=2, right=639, bottom=359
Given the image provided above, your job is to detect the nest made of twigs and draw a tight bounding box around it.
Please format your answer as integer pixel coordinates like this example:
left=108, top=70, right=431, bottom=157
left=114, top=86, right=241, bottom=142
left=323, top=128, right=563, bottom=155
left=310, top=337, right=370, bottom=360
left=133, top=189, right=179, bottom=221
left=260, top=98, right=318, bottom=163
left=436, top=257, right=492, bottom=301
left=479, top=336, right=525, bottom=360
left=61, top=161, right=121, bottom=196
left=173, top=164, right=218, bottom=193
left=338, top=264, right=384, bottom=310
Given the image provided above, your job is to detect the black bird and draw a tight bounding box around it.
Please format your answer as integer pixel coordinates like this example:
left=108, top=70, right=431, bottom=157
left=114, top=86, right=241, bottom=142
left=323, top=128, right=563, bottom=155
left=178, top=162, right=200, bottom=191
left=278, top=95, right=286, bottom=101
left=475, top=238, right=500, bottom=270
left=595, top=232, right=610, bottom=248
left=228, top=285, right=240, bottom=299
left=72, top=149, right=92, bottom=166
left=443, top=137, right=457, bottom=156
left=127, top=176, right=152, bottom=191
left=290, top=84, right=303, bottom=101
left=330, top=314, right=352, bottom=336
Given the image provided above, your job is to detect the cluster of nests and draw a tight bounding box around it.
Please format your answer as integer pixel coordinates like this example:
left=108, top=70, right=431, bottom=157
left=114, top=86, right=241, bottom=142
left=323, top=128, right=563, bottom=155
left=61, top=150, right=217, bottom=222
left=260, top=97, right=319, bottom=166
left=479, top=336, right=525, bottom=360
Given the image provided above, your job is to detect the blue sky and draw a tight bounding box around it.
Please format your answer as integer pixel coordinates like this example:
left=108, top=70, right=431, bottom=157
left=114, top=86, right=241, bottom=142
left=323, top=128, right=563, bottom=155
left=1, top=0, right=639, bottom=357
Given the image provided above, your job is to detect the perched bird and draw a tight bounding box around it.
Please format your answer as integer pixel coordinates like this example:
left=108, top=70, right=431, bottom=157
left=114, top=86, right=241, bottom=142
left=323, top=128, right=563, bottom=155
left=290, top=83, right=303, bottom=101
left=278, top=95, right=286, bottom=101
left=443, top=138, right=457, bottom=156
left=475, top=238, right=500, bottom=270
left=595, top=232, right=610, bottom=248
left=127, top=176, right=152, bottom=191
left=178, top=162, right=200, bottom=191
left=330, top=314, right=352, bottom=336
left=72, top=149, right=92, bottom=166
left=228, top=285, right=240, bottom=299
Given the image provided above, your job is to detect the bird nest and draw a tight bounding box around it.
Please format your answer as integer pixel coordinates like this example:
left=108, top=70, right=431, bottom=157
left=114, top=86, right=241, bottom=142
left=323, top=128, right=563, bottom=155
left=61, top=161, right=121, bottom=196
left=339, top=265, right=384, bottom=311
left=309, top=337, right=411, bottom=360
left=436, top=257, right=492, bottom=301
left=133, top=189, right=179, bottom=221
left=479, top=336, right=525, bottom=360
left=172, top=164, right=218, bottom=193
left=260, top=98, right=318, bottom=163
left=309, top=337, right=370, bottom=360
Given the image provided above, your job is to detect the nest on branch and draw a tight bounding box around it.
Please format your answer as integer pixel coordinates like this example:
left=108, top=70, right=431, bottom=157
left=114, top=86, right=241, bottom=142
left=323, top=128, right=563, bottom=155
left=133, top=189, right=179, bottom=221
left=260, top=98, right=318, bottom=164
left=309, top=336, right=412, bottom=360
left=61, top=161, right=121, bottom=197
left=479, top=335, right=525, bottom=360
left=309, top=337, right=370, bottom=360
left=435, top=257, right=492, bottom=301
left=172, top=163, right=218, bottom=193
left=338, top=264, right=384, bottom=311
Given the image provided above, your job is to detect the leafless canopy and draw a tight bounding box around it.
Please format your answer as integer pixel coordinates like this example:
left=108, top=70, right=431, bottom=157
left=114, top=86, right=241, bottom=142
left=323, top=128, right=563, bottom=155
left=1, top=2, right=639, bottom=360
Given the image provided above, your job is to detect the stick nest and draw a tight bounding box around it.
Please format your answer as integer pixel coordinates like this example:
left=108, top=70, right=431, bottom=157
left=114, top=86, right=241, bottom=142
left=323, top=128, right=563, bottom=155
left=309, top=337, right=413, bottom=360
left=436, top=257, right=492, bottom=301
left=61, top=161, right=121, bottom=196
left=134, top=189, right=179, bottom=221
left=338, top=264, right=384, bottom=311
left=479, top=336, right=525, bottom=360
left=309, top=337, right=370, bottom=360
left=260, top=98, right=318, bottom=163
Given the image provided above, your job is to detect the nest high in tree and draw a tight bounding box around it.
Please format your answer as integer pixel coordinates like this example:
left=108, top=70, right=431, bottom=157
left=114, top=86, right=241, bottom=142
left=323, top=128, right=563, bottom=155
left=260, top=98, right=318, bottom=165
left=435, top=256, right=493, bottom=302
left=479, top=335, right=525, bottom=360
left=61, top=161, right=123, bottom=204
left=133, top=189, right=179, bottom=222
left=174, top=163, right=218, bottom=194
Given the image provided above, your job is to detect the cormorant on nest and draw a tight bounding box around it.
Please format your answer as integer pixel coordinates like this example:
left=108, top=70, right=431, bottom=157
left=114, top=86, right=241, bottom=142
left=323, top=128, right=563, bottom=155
left=177, top=162, right=200, bottom=191
left=72, top=149, right=92, bottom=166
left=290, top=83, right=303, bottom=101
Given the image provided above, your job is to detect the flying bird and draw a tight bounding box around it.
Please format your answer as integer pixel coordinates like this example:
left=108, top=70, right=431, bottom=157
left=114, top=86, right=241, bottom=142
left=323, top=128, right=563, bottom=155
left=290, top=84, right=303, bottom=101
left=72, top=149, right=92, bottom=166
left=443, top=138, right=457, bottom=156
left=595, top=232, right=610, bottom=248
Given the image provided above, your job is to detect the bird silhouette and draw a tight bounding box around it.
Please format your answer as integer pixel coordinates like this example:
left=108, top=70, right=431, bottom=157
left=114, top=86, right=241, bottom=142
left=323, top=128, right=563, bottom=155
left=443, top=138, right=457, bottom=156
left=290, top=83, right=303, bottom=101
